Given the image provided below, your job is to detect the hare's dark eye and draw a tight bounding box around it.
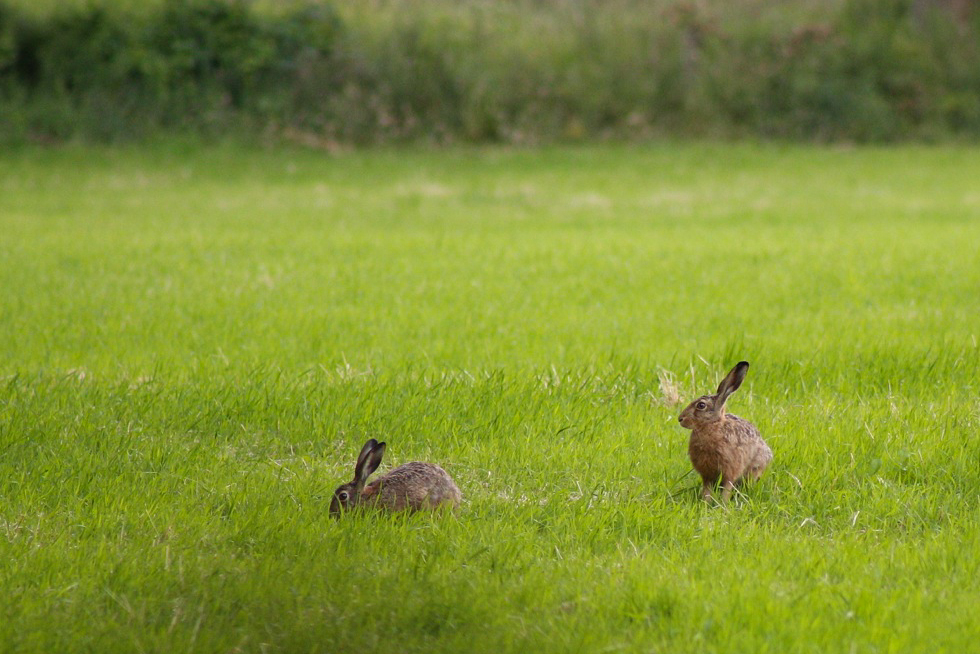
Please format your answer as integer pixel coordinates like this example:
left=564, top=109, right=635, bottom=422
left=337, top=490, right=349, bottom=502
left=696, top=401, right=707, bottom=410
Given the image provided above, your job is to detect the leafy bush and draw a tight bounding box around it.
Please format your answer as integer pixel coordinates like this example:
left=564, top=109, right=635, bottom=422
left=0, top=0, right=978, bottom=144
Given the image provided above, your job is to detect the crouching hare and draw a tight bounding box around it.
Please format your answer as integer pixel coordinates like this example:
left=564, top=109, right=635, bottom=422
left=678, top=361, right=772, bottom=503
left=330, top=438, right=462, bottom=516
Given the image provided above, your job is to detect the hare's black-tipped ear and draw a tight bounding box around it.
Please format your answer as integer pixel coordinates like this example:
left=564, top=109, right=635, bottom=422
left=716, top=361, right=749, bottom=404
left=355, top=438, right=379, bottom=473
left=354, top=440, right=385, bottom=488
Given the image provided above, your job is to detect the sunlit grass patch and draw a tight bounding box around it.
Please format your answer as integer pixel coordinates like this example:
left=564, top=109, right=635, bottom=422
left=1, top=142, right=980, bottom=652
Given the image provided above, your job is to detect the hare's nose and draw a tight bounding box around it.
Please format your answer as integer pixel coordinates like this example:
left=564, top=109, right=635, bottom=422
left=677, top=416, right=683, bottom=424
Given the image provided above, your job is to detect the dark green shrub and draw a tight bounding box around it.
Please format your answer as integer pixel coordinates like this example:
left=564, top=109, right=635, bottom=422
left=0, top=0, right=977, bottom=144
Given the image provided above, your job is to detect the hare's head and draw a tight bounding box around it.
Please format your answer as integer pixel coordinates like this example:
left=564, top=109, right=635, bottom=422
left=678, top=361, right=749, bottom=430
left=330, top=438, right=386, bottom=516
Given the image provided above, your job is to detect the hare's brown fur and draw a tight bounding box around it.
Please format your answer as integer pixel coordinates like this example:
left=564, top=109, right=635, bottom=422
left=330, top=439, right=461, bottom=516
left=678, top=362, right=772, bottom=503
left=361, top=461, right=462, bottom=511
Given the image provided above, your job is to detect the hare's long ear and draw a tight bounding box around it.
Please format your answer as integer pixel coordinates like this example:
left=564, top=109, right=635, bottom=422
left=354, top=440, right=385, bottom=489
left=716, top=361, right=749, bottom=406
left=355, top=438, right=378, bottom=471
left=353, top=439, right=379, bottom=488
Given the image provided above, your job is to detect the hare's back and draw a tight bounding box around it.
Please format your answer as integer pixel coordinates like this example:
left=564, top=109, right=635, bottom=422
left=727, top=413, right=772, bottom=475
left=371, top=461, right=461, bottom=511
left=725, top=414, right=761, bottom=440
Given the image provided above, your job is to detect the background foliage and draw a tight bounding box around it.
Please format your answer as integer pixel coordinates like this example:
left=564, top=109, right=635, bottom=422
left=1, top=0, right=979, bottom=144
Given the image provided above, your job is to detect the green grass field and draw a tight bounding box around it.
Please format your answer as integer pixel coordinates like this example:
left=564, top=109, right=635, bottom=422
left=2, top=142, right=980, bottom=653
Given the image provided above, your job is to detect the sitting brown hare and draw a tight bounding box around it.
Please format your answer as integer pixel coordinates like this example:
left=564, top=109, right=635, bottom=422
left=678, top=361, right=772, bottom=503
